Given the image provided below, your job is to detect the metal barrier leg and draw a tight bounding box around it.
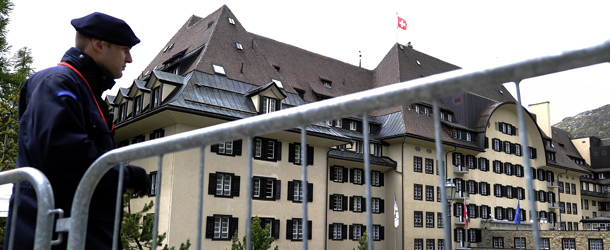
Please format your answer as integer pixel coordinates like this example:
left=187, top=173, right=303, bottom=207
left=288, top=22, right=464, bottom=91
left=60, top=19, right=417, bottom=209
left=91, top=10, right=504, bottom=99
left=112, top=163, right=125, bottom=250
left=152, top=155, right=164, bottom=250
left=246, top=137, right=254, bottom=250
left=433, top=100, right=451, bottom=250
left=196, top=146, right=205, bottom=250
left=363, top=114, right=373, bottom=250
left=301, top=127, right=309, bottom=250
left=8, top=183, right=20, bottom=250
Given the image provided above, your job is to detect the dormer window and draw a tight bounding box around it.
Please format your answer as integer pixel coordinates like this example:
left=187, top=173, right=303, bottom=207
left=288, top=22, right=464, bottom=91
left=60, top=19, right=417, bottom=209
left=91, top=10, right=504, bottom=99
left=132, top=95, right=143, bottom=116
left=118, top=102, right=128, bottom=122
left=424, top=107, right=430, bottom=116
left=271, top=79, right=283, bottom=88
left=151, top=86, right=162, bottom=109
left=350, top=121, right=357, bottom=131
left=212, top=64, right=226, bottom=75
left=441, top=112, right=445, bottom=120
left=335, top=119, right=342, bottom=128
left=236, top=43, right=243, bottom=50
left=228, top=17, right=235, bottom=25
left=262, top=96, right=278, bottom=114
left=415, top=105, right=420, bottom=114
left=322, top=80, right=332, bottom=88
left=448, top=114, right=453, bottom=122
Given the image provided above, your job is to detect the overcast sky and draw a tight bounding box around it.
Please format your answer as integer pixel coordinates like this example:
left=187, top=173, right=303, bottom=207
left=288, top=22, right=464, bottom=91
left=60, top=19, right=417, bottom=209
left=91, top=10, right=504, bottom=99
left=6, top=0, right=610, bottom=125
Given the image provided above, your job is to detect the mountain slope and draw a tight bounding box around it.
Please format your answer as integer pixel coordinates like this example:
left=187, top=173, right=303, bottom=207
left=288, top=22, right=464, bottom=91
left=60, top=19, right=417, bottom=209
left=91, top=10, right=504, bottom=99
left=554, top=104, right=610, bottom=139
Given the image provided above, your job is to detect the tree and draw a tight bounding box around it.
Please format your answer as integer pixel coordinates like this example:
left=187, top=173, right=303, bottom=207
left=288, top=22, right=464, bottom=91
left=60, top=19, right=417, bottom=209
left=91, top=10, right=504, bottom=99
left=121, top=194, right=190, bottom=250
left=353, top=231, right=368, bottom=250
left=230, top=216, right=278, bottom=250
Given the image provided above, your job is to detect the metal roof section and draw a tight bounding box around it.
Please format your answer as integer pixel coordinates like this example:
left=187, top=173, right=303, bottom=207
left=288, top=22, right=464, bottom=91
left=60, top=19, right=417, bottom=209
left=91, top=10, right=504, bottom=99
left=328, top=149, right=397, bottom=168
left=375, top=111, right=405, bottom=139
left=152, top=70, right=185, bottom=85
left=244, top=81, right=287, bottom=99
left=134, top=80, right=150, bottom=92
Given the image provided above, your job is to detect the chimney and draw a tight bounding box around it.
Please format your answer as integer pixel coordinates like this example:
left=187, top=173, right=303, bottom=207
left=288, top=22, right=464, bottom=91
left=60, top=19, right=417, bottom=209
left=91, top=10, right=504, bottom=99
left=407, top=41, right=413, bottom=48
left=528, top=102, right=552, bottom=137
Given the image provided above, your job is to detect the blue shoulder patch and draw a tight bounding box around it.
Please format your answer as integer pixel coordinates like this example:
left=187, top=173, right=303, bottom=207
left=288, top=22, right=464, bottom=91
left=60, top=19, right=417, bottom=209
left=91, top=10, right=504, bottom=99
left=56, top=90, right=77, bottom=100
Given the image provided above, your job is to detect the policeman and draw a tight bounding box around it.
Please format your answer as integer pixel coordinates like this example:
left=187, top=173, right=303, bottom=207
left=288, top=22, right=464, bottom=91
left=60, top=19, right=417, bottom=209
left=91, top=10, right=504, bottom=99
left=5, top=12, right=151, bottom=250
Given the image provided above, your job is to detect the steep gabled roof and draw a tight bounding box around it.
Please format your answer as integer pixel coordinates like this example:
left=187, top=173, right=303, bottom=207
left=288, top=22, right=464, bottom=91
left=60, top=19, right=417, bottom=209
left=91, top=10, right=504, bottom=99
left=549, top=127, right=591, bottom=173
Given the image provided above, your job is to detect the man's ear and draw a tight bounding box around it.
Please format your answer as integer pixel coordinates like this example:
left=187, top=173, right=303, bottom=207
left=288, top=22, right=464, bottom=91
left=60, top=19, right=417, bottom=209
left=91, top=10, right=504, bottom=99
left=90, top=38, right=105, bottom=53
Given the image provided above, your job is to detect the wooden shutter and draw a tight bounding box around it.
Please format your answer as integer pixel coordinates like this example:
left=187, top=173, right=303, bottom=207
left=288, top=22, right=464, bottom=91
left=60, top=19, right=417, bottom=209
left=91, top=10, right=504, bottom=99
left=307, top=145, right=314, bottom=165
left=342, top=224, right=347, bottom=240
left=272, top=219, right=280, bottom=239
left=380, top=226, right=385, bottom=240
left=362, top=198, right=367, bottom=212
left=208, top=173, right=217, bottom=195
left=275, top=179, right=281, bottom=200
left=380, top=172, right=385, bottom=186
left=380, top=199, right=385, bottom=213
left=211, top=144, right=219, bottom=153
left=307, top=220, right=313, bottom=239
left=288, top=143, right=295, bottom=163
left=231, top=175, right=240, bottom=197
left=329, top=195, right=334, bottom=210
left=349, top=225, right=353, bottom=239
left=485, top=137, right=489, bottom=148
left=286, top=220, right=293, bottom=239
left=342, top=196, right=348, bottom=211
left=205, top=216, right=214, bottom=238
left=349, top=196, right=353, bottom=211
left=275, top=141, right=282, bottom=161
left=234, top=140, right=242, bottom=156
left=350, top=168, right=355, bottom=183
left=287, top=181, right=294, bottom=201
left=342, top=167, right=348, bottom=182
left=229, top=217, right=239, bottom=238
left=307, top=183, right=313, bottom=202
left=328, top=224, right=333, bottom=239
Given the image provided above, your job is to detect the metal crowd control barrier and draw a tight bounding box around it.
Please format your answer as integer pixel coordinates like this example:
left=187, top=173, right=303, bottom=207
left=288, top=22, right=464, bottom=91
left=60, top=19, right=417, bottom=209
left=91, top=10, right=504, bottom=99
left=55, top=39, right=610, bottom=250
left=0, top=167, right=63, bottom=250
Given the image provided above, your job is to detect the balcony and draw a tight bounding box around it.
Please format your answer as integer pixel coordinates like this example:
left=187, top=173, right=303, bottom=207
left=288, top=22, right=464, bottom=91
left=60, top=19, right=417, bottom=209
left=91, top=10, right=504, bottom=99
left=548, top=202, right=559, bottom=210
left=454, top=191, right=470, bottom=201
left=581, top=190, right=610, bottom=199
left=454, top=215, right=466, bottom=226
left=454, top=165, right=469, bottom=174
left=547, top=181, right=559, bottom=188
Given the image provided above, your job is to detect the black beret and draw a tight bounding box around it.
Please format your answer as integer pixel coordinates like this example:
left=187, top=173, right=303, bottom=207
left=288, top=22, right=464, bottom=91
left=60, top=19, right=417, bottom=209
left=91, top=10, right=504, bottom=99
left=71, top=12, right=140, bottom=47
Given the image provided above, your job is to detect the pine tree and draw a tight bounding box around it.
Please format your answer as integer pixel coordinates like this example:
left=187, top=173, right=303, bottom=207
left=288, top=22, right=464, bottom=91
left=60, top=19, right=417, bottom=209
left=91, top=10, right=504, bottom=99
left=230, top=216, right=279, bottom=250
left=353, top=231, right=368, bottom=250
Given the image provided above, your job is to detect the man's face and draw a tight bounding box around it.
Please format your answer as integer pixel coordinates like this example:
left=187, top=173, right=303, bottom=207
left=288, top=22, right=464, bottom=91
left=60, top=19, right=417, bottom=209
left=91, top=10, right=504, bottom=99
left=98, top=42, right=132, bottom=79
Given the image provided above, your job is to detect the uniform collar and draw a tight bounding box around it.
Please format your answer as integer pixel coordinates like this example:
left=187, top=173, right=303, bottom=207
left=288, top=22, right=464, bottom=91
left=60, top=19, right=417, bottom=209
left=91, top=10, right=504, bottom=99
left=61, top=47, right=116, bottom=96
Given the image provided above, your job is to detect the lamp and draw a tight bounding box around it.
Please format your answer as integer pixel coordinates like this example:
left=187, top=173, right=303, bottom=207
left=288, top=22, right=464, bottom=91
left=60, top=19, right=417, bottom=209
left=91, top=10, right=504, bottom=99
left=445, top=178, right=457, bottom=250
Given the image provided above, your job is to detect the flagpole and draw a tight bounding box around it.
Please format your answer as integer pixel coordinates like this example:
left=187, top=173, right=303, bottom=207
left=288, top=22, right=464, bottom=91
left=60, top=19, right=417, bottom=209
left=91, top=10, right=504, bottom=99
left=395, top=13, right=399, bottom=44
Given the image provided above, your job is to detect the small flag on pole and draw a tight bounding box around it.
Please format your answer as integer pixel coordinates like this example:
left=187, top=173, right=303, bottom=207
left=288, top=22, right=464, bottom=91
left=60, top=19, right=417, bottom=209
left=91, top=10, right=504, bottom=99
left=397, top=16, right=407, bottom=30
left=464, top=202, right=469, bottom=228
left=394, top=194, right=400, bottom=228
left=514, top=200, right=521, bottom=225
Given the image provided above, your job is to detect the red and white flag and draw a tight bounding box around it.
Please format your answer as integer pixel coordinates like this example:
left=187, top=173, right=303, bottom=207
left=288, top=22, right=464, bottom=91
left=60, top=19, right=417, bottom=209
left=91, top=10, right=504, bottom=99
left=397, top=16, right=407, bottom=30
left=464, top=203, right=469, bottom=228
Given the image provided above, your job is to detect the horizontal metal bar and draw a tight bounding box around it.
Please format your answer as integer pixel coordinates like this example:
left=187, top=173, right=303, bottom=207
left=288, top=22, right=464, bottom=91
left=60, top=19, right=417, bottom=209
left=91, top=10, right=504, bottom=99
left=68, top=39, right=610, bottom=250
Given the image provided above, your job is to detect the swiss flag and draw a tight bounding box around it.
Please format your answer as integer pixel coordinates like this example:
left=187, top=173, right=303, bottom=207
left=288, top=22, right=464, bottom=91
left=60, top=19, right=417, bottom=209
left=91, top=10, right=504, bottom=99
left=397, top=16, right=407, bottom=30
left=464, top=203, right=469, bottom=228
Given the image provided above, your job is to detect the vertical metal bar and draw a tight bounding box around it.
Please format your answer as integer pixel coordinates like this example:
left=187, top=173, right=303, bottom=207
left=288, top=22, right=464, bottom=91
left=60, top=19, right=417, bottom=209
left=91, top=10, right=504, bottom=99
left=363, top=114, right=373, bottom=250
left=8, top=183, right=20, bottom=250
left=301, top=127, right=308, bottom=250
left=152, top=155, right=164, bottom=250
left=196, top=147, right=205, bottom=250
left=514, top=81, right=541, bottom=250
left=433, top=100, right=451, bottom=250
left=112, top=163, right=125, bottom=250
left=246, top=137, right=254, bottom=250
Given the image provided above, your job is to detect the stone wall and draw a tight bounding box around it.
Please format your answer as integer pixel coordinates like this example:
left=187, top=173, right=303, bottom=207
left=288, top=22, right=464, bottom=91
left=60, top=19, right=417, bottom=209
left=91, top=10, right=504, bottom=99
left=469, top=230, right=609, bottom=249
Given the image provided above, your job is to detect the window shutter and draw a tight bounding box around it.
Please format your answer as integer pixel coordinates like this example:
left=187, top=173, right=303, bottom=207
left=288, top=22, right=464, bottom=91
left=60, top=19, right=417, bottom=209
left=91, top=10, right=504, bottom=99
left=454, top=228, right=458, bottom=242
left=453, top=203, right=458, bottom=217
left=307, top=183, right=313, bottom=202
left=342, top=119, right=348, bottom=130
left=380, top=226, right=385, bottom=240
left=502, top=186, right=506, bottom=197
left=362, top=198, right=367, bottom=212
left=342, top=196, right=348, bottom=211
left=474, top=181, right=479, bottom=194
left=329, top=195, right=334, bottom=210
left=208, top=173, right=217, bottom=195
left=272, top=219, right=280, bottom=239
left=287, top=181, right=294, bottom=201
left=343, top=167, right=348, bottom=182
left=380, top=199, right=385, bottom=213
left=486, top=183, right=491, bottom=196
left=475, top=229, right=482, bottom=242
left=495, top=122, right=498, bottom=131
left=307, top=146, right=314, bottom=165
left=452, top=152, right=457, bottom=166
left=362, top=226, right=366, bottom=236
left=485, top=137, right=489, bottom=148
left=349, top=196, right=353, bottom=211
left=229, top=217, right=239, bottom=238
left=328, top=224, right=333, bottom=239
left=349, top=225, right=353, bottom=239
left=259, top=97, right=265, bottom=114
left=512, top=126, right=517, bottom=135
left=380, top=173, right=385, bottom=186
left=493, top=185, right=497, bottom=197
left=350, top=168, right=355, bottom=183
left=342, top=224, right=347, bottom=239
left=511, top=143, right=516, bottom=154
left=276, top=99, right=281, bottom=112
left=234, top=140, right=242, bottom=155
left=275, top=180, right=281, bottom=200
left=211, top=144, right=219, bottom=153
left=275, top=141, right=282, bottom=161
left=474, top=205, right=479, bottom=218
left=286, top=220, right=293, bottom=239
left=288, top=143, right=295, bottom=163
left=307, top=220, right=313, bottom=239
left=205, top=216, right=214, bottom=238
left=232, top=175, right=240, bottom=197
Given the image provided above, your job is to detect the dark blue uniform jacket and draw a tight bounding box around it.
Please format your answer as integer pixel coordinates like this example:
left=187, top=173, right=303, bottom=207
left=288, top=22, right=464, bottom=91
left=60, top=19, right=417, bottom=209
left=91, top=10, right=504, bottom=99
left=6, top=47, right=134, bottom=250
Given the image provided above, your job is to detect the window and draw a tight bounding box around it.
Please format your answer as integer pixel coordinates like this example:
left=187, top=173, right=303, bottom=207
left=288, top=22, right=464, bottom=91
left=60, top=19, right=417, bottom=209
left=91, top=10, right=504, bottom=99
left=572, top=183, right=576, bottom=195
left=372, top=225, right=383, bottom=241
left=287, top=218, right=311, bottom=241
left=495, top=206, right=504, bottom=220
left=205, top=215, right=237, bottom=240
left=261, top=96, right=279, bottom=114
left=448, top=114, right=453, bottom=122
left=479, top=157, right=489, bottom=171
left=151, top=85, right=162, bottom=108
left=505, top=163, right=513, bottom=176
left=492, top=138, right=501, bottom=151
left=567, top=202, right=572, bottom=214
left=515, top=143, right=522, bottom=156
left=329, top=223, right=346, bottom=240
left=209, top=172, right=239, bottom=198
left=530, top=147, right=537, bottom=159
left=415, top=239, right=423, bottom=250
left=494, top=184, right=503, bottom=197
left=330, top=194, right=347, bottom=211
left=493, top=237, right=504, bottom=248
left=480, top=205, right=491, bottom=219
left=414, top=156, right=423, bottom=172
left=351, top=224, right=363, bottom=240
left=373, top=144, right=382, bottom=156
left=351, top=168, right=363, bottom=184
left=504, top=141, right=512, bottom=154
left=425, top=212, right=434, bottom=228
left=469, top=204, right=476, bottom=218
left=288, top=142, right=313, bottom=165
left=438, top=239, right=445, bottom=250
left=453, top=152, right=463, bottom=167
left=437, top=186, right=441, bottom=202
left=332, top=165, right=347, bottom=183
left=573, top=203, right=577, bottom=215
left=355, top=141, right=364, bottom=154
left=539, top=190, right=546, bottom=202
left=574, top=223, right=578, bottom=230
left=288, top=180, right=313, bottom=202
left=466, top=132, right=472, bottom=142
left=424, top=239, right=434, bottom=250
left=468, top=180, right=477, bottom=194
left=371, top=171, right=383, bottom=187
left=348, top=196, right=362, bottom=212
left=148, top=171, right=158, bottom=196
left=335, top=119, right=342, bottom=128
left=254, top=137, right=281, bottom=161
left=562, top=239, right=575, bottom=250
left=515, top=237, right=526, bottom=249
left=349, top=121, right=357, bottom=131
left=150, top=128, right=165, bottom=140
left=426, top=186, right=434, bottom=201
left=425, top=158, right=434, bottom=174
left=436, top=212, right=444, bottom=228
left=589, top=239, right=603, bottom=250
left=466, top=155, right=476, bottom=169
left=454, top=228, right=465, bottom=243
left=414, top=184, right=423, bottom=200
left=371, top=198, right=383, bottom=213
left=565, top=182, right=571, bottom=194
left=253, top=177, right=280, bottom=200
left=480, top=182, right=490, bottom=196
left=559, top=181, right=564, bottom=193
left=211, top=140, right=243, bottom=156
left=560, top=202, right=566, bottom=213
left=132, top=134, right=145, bottom=144
left=506, top=186, right=513, bottom=199
left=515, top=165, right=523, bottom=177
left=585, top=200, right=589, bottom=210
left=414, top=211, right=423, bottom=227
left=540, top=238, right=550, bottom=249
left=494, top=161, right=502, bottom=174
left=322, top=79, right=332, bottom=88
